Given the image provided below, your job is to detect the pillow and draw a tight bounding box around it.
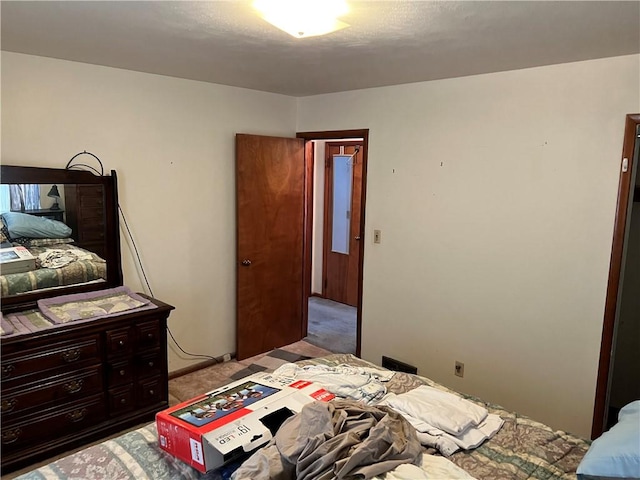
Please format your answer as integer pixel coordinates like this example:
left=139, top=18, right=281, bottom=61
left=1, top=212, right=72, bottom=239
left=577, top=400, right=640, bottom=479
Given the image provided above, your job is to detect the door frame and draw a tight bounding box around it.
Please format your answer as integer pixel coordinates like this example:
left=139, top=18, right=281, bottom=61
left=297, top=129, right=369, bottom=358
left=592, top=113, right=640, bottom=438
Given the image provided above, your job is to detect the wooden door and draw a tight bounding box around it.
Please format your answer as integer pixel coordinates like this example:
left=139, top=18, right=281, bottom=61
left=236, top=134, right=306, bottom=360
left=322, top=142, right=363, bottom=307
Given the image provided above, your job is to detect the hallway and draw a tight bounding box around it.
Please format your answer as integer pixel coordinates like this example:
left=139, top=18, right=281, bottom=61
left=304, top=296, right=357, bottom=354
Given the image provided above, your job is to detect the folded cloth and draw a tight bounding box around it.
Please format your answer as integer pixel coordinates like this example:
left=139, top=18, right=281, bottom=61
left=0, top=313, right=14, bottom=335
left=371, top=454, right=478, bottom=479
left=38, top=286, right=154, bottom=324
left=37, top=247, right=95, bottom=268
left=381, top=386, right=488, bottom=436
left=5, top=309, right=55, bottom=333
left=272, top=363, right=394, bottom=405
left=412, top=413, right=504, bottom=455
left=233, top=399, right=422, bottom=480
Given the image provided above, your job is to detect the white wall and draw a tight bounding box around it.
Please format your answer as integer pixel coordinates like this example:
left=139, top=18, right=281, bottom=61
left=1, top=52, right=298, bottom=372
left=311, top=141, right=326, bottom=294
left=297, top=55, right=640, bottom=437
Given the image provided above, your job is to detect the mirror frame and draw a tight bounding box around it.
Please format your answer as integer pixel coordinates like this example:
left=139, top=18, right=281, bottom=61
left=1, top=165, right=123, bottom=312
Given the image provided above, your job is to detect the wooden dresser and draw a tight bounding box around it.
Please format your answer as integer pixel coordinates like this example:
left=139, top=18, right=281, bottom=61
left=0, top=295, right=174, bottom=473
left=64, top=184, right=108, bottom=259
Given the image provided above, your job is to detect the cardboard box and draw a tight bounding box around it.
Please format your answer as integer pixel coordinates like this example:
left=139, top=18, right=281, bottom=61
left=0, top=246, right=36, bottom=274
left=156, top=371, right=334, bottom=473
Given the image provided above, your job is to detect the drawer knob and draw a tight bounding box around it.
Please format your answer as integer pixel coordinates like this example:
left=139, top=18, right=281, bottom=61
left=149, top=390, right=155, bottom=396
left=118, top=340, right=125, bottom=347
left=2, top=428, right=22, bottom=445
left=119, top=369, right=126, bottom=376
left=63, top=379, right=84, bottom=394
left=66, top=408, right=88, bottom=423
left=148, top=361, right=154, bottom=368
left=1, top=398, right=18, bottom=413
left=147, top=333, right=154, bottom=339
left=120, top=398, right=127, bottom=404
left=61, top=348, right=81, bottom=362
left=1, top=364, right=15, bottom=378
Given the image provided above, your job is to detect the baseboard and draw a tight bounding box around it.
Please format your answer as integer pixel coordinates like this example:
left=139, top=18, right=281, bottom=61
left=168, top=353, right=236, bottom=380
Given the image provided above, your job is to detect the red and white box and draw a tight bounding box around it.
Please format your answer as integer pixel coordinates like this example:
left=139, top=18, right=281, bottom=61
left=156, top=371, right=334, bottom=473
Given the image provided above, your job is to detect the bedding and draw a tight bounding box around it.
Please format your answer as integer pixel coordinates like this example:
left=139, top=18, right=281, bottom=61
left=12, top=353, right=591, bottom=480
left=0, top=242, right=107, bottom=297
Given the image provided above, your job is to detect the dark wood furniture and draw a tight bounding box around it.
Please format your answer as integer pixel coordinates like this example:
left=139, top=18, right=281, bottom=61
left=22, top=208, right=65, bottom=222
left=0, top=165, right=174, bottom=473
left=1, top=165, right=122, bottom=313
left=1, top=296, right=174, bottom=472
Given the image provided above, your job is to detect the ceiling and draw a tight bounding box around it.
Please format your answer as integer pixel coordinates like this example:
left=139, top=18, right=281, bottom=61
left=1, top=1, right=639, bottom=97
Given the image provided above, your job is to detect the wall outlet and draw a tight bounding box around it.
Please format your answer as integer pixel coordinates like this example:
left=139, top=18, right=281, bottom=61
left=455, top=361, right=464, bottom=378
left=222, top=353, right=232, bottom=362
left=374, top=229, right=381, bottom=244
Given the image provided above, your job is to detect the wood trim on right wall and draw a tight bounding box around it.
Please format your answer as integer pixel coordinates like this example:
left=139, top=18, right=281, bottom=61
left=592, top=113, right=640, bottom=439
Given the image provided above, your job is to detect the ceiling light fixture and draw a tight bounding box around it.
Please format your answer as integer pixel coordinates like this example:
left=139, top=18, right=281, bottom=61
left=253, top=0, right=350, bottom=39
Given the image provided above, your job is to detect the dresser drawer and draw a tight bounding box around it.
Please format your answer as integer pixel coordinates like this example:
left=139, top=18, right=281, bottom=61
left=109, top=386, right=134, bottom=416
left=137, top=376, right=165, bottom=407
left=107, top=359, right=133, bottom=387
left=135, top=320, right=161, bottom=350
left=1, top=335, right=100, bottom=383
left=1, top=365, right=103, bottom=419
left=136, top=350, right=162, bottom=379
left=1, top=395, right=106, bottom=452
left=106, top=327, right=133, bottom=356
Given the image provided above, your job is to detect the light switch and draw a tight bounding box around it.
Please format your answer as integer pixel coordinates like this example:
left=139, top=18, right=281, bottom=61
left=373, top=230, right=381, bottom=244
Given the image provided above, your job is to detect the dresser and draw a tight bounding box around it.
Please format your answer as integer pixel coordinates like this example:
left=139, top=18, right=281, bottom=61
left=64, top=184, right=107, bottom=259
left=0, top=295, right=174, bottom=473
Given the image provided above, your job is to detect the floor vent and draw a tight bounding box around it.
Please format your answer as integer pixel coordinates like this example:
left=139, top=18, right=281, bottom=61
left=382, top=356, right=417, bottom=375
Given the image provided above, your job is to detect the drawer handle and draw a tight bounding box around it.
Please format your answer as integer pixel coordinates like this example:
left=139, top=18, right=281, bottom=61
left=1, top=398, right=18, bottom=413
left=63, top=379, right=84, bottom=394
left=1, top=364, right=15, bottom=378
left=61, top=348, right=81, bottom=362
left=66, top=408, right=88, bottom=423
left=2, top=428, right=21, bottom=444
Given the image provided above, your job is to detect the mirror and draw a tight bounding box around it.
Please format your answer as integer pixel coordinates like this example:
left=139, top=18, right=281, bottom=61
left=0, top=165, right=123, bottom=312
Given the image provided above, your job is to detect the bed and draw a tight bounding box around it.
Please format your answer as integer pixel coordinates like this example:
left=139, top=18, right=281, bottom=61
left=11, top=353, right=592, bottom=480
left=0, top=241, right=107, bottom=297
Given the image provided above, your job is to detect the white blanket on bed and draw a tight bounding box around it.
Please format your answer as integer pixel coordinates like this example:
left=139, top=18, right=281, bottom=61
left=381, top=386, right=503, bottom=455
left=272, top=363, right=394, bottom=404
left=381, top=386, right=488, bottom=435
left=373, top=454, right=477, bottom=479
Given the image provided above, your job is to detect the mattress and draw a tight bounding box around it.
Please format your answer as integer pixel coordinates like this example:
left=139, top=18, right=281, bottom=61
left=12, top=353, right=590, bottom=480
left=0, top=244, right=107, bottom=297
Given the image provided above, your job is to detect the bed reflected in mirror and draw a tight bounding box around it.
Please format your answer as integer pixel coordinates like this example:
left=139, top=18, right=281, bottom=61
left=0, top=165, right=122, bottom=312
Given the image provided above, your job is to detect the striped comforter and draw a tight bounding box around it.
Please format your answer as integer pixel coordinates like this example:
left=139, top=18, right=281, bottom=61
left=14, top=354, right=590, bottom=480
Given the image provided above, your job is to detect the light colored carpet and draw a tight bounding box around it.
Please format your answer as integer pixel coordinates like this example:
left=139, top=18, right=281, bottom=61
left=305, top=297, right=357, bottom=354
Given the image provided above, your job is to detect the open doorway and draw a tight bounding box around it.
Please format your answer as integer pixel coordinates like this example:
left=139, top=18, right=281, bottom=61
left=297, top=130, right=369, bottom=357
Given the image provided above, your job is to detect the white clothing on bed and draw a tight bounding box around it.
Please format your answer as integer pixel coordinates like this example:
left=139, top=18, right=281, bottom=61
left=381, top=386, right=488, bottom=435
left=272, top=363, right=394, bottom=405
left=380, top=386, right=504, bottom=456
left=372, top=454, right=478, bottom=479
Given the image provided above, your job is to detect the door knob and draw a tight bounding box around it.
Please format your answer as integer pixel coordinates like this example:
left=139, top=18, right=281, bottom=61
left=354, top=236, right=361, bottom=241
left=241, top=259, right=252, bottom=266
